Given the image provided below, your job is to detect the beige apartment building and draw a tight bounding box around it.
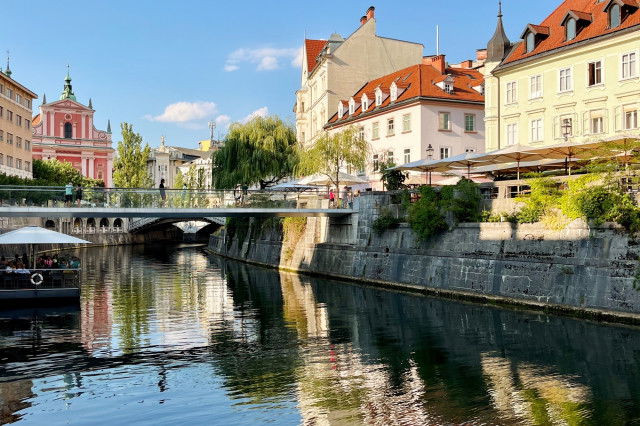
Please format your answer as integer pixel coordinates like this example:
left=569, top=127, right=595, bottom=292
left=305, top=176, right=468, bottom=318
left=0, top=66, right=37, bottom=179
left=294, top=6, right=423, bottom=146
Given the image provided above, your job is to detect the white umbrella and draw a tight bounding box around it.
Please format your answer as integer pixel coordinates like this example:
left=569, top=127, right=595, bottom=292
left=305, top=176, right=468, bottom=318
left=0, top=226, right=91, bottom=267
left=270, top=181, right=321, bottom=192
left=297, top=172, right=369, bottom=186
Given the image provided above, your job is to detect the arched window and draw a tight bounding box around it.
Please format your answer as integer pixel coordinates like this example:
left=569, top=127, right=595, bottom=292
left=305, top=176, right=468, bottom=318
left=87, top=218, right=96, bottom=228
left=45, top=220, right=56, bottom=229
left=64, top=122, right=73, bottom=139
left=610, top=4, right=621, bottom=28
left=566, top=18, right=577, bottom=40
left=99, top=218, right=109, bottom=228
left=113, top=218, right=123, bottom=228
left=526, top=32, right=536, bottom=53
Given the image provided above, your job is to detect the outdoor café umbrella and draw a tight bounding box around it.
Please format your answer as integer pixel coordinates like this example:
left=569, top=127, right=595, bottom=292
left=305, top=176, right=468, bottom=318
left=391, top=158, right=454, bottom=185
left=435, top=152, right=498, bottom=178
left=297, top=172, right=369, bottom=187
left=0, top=226, right=91, bottom=267
left=474, top=144, right=548, bottom=180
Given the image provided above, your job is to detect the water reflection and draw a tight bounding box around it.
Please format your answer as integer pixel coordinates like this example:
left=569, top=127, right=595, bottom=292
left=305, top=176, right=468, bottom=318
left=0, top=245, right=639, bottom=424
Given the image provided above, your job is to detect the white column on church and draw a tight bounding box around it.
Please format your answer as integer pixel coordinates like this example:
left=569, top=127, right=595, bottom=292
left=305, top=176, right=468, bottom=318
left=88, top=157, right=95, bottom=179
left=106, top=158, right=113, bottom=187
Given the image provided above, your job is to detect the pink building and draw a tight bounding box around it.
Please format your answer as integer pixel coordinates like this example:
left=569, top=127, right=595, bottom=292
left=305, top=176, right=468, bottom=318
left=32, top=71, right=114, bottom=186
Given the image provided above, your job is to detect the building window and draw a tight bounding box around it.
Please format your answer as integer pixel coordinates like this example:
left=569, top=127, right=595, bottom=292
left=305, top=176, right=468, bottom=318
left=506, top=81, right=517, bottom=104
left=16, top=137, right=21, bottom=149
left=7, top=110, right=13, bottom=123
left=591, top=116, right=604, bottom=134
left=349, top=99, right=355, bottom=115
left=387, top=118, right=395, bottom=136
left=373, top=154, right=379, bottom=172
left=530, top=75, right=543, bottom=98
left=507, top=123, right=518, bottom=146
left=16, top=115, right=22, bottom=126
left=25, top=119, right=30, bottom=130
left=7, top=156, right=13, bottom=168
left=526, top=32, right=535, bottom=53
left=0, top=154, right=3, bottom=165
left=16, top=159, right=22, bottom=170
left=439, top=112, right=451, bottom=131
left=440, top=147, right=451, bottom=159
left=375, top=90, right=383, bottom=106
left=387, top=151, right=394, bottom=164
left=372, top=122, right=379, bottom=139
left=358, top=127, right=365, bottom=141
left=530, top=119, right=543, bottom=142
left=390, top=84, right=398, bottom=102
left=622, top=52, right=637, bottom=79
left=610, top=4, right=621, bottom=28
left=464, top=114, right=476, bottom=132
left=0, top=106, right=3, bottom=118
left=362, top=96, right=369, bottom=111
left=7, top=133, right=13, bottom=145
left=588, top=61, right=603, bottom=86
left=404, top=149, right=411, bottom=164
left=64, top=122, right=73, bottom=139
left=566, top=18, right=577, bottom=41
left=0, top=130, right=3, bottom=141
left=559, top=68, right=572, bottom=92
left=25, top=140, right=31, bottom=151
left=402, top=114, right=411, bottom=132
left=25, top=161, right=30, bottom=171
left=625, top=110, right=638, bottom=130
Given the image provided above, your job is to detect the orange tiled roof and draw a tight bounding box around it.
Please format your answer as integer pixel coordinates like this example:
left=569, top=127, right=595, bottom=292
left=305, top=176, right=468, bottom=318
left=504, top=0, right=640, bottom=65
left=327, top=63, right=484, bottom=125
left=32, top=114, right=41, bottom=126
left=305, top=39, right=327, bottom=74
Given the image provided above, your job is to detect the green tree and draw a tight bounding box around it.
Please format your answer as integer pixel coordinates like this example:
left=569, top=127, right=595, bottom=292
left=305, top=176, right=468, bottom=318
left=211, top=116, right=298, bottom=189
left=173, top=169, right=185, bottom=189
left=31, top=159, right=102, bottom=187
left=113, top=123, right=152, bottom=188
left=379, top=159, right=406, bottom=191
left=296, top=127, right=369, bottom=190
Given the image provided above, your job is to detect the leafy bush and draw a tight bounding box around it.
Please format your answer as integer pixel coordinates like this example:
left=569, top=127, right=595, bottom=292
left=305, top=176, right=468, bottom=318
left=516, top=175, right=560, bottom=223
left=379, top=160, right=406, bottom=191
left=442, top=178, right=482, bottom=223
left=407, top=186, right=448, bottom=241
left=372, top=211, right=402, bottom=235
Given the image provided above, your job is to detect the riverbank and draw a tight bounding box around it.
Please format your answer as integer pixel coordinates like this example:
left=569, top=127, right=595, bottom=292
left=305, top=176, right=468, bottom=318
left=208, top=192, right=640, bottom=325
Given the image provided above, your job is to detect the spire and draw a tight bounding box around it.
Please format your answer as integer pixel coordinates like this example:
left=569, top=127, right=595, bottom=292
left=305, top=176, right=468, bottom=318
left=487, top=1, right=511, bottom=63
left=88, top=98, right=93, bottom=109
left=5, top=51, right=12, bottom=78
left=106, top=119, right=111, bottom=134
left=59, top=65, right=77, bottom=101
left=42, top=93, right=47, bottom=105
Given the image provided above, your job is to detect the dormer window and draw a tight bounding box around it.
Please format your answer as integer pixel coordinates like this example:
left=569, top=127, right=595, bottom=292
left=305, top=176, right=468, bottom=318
left=348, top=98, right=355, bottom=115
left=375, top=88, right=383, bottom=106
left=526, top=32, right=535, bottom=53
left=521, top=25, right=550, bottom=54
left=444, top=82, right=454, bottom=94
left=362, top=94, right=369, bottom=111
left=338, top=102, right=345, bottom=119
left=610, top=4, right=621, bottom=27
left=566, top=18, right=577, bottom=40
left=390, top=83, right=398, bottom=102
left=604, top=0, right=638, bottom=29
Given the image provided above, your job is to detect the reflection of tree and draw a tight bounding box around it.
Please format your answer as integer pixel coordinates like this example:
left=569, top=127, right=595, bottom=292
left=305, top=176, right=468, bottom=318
left=111, top=274, right=154, bottom=353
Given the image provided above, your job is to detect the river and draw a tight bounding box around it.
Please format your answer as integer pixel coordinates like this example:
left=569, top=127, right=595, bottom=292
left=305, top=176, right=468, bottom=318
left=1, top=244, right=639, bottom=425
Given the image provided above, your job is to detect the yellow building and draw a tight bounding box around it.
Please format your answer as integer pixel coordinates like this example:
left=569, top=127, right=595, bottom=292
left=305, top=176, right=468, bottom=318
left=0, top=63, right=37, bottom=178
left=484, top=0, right=640, bottom=152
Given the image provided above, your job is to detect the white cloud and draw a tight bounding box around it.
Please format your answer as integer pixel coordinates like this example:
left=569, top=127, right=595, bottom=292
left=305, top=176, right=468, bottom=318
left=147, top=101, right=218, bottom=123
left=224, top=47, right=302, bottom=72
left=215, top=114, right=231, bottom=128
left=241, top=107, right=269, bottom=123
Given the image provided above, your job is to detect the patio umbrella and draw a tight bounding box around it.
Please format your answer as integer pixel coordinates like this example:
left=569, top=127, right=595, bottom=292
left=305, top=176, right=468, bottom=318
left=435, top=152, right=498, bottom=178
left=270, top=181, right=321, bottom=192
left=0, top=226, right=91, bottom=268
left=297, top=172, right=369, bottom=187
left=475, top=144, right=549, bottom=180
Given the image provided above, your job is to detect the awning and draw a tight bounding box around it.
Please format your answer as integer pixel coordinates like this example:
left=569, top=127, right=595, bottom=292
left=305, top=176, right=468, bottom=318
left=0, top=226, right=91, bottom=245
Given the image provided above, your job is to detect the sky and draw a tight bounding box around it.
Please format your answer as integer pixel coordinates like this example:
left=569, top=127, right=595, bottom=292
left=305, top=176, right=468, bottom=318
left=2, top=0, right=561, bottom=149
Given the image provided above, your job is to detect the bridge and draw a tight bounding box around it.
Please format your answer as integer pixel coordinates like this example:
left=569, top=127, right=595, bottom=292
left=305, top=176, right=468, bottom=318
left=0, top=186, right=353, bottom=233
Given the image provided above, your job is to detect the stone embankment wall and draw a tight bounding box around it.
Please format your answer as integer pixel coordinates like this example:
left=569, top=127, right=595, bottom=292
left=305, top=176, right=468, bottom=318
left=209, top=192, right=640, bottom=322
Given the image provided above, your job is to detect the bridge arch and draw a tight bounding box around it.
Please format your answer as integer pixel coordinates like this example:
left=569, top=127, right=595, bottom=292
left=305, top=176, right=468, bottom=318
left=113, top=218, right=123, bottom=229
left=99, top=218, right=109, bottom=228
left=87, top=218, right=96, bottom=229
left=73, top=218, right=83, bottom=229
left=44, top=219, right=56, bottom=230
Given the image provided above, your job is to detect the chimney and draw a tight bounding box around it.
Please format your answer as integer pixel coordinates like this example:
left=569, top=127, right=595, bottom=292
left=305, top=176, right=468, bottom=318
left=424, top=54, right=446, bottom=74
left=360, top=15, right=367, bottom=25
left=476, top=49, right=487, bottom=61
left=366, top=6, right=375, bottom=20
left=460, top=60, right=473, bottom=69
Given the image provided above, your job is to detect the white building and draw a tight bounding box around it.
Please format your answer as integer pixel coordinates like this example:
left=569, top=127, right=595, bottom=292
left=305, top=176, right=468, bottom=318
left=294, top=6, right=424, bottom=146
left=325, top=55, right=486, bottom=189
left=147, top=137, right=213, bottom=188
left=178, top=157, right=213, bottom=189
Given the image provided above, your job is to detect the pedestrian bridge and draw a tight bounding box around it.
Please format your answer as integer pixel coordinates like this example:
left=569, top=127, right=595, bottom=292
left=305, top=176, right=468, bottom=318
left=0, top=186, right=353, bottom=222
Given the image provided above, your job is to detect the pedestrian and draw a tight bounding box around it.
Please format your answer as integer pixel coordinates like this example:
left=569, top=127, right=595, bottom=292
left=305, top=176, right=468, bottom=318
left=75, top=184, right=83, bottom=207
left=341, top=186, right=349, bottom=208
left=64, top=182, right=73, bottom=207
left=329, top=188, right=336, bottom=208
left=159, top=179, right=166, bottom=206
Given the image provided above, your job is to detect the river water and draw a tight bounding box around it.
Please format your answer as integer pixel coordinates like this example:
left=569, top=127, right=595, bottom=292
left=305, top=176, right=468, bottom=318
left=1, top=244, right=640, bottom=425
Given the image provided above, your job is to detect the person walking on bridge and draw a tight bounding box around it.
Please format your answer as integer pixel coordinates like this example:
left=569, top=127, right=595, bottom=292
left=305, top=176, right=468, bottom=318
left=64, top=182, right=73, bottom=207
left=159, top=179, right=167, bottom=206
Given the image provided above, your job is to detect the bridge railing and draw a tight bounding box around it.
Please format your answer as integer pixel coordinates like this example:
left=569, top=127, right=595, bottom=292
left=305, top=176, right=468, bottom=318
left=0, top=186, right=329, bottom=210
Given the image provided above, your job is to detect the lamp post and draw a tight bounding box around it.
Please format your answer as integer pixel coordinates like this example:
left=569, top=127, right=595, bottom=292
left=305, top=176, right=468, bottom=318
left=426, top=144, right=434, bottom=186
left=562, top=119, right=573, bottom=175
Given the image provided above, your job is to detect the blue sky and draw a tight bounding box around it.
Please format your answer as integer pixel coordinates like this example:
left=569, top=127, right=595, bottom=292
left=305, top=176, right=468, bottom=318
left=2, top=0, right=560, bottom=149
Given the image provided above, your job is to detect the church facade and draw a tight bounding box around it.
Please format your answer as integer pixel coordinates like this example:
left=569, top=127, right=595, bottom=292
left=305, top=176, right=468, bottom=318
left=32, top=71, right=114, bottom=186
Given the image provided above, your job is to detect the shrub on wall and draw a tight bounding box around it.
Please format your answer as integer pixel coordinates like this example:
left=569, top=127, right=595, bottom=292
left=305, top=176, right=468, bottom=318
left=407, top=186, right=448, bottom=241
left=372, top=210, right=402, bottom=235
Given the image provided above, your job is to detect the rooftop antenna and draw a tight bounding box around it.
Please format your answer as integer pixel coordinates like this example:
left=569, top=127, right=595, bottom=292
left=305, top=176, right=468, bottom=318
left=436, top=26, right=440, bottom=56
left=5, top=50, right=12, bottom=77
left=208, top=121, right=216, bottom=146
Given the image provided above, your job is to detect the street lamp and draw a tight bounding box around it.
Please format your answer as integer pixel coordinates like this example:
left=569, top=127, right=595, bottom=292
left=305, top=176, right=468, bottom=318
left=426, top=144, right=434, bottom=186
left=561, top=119, right=573, bottom=175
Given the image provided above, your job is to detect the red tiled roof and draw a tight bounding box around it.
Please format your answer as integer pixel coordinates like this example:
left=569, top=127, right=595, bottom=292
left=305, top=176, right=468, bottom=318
left=504, top=0, right=640, bottom=65
left=327, top=63, right=484, bottom=125
left=32, top=114, right=41, bottom=126
left=305, top=39, right=327, bottom=74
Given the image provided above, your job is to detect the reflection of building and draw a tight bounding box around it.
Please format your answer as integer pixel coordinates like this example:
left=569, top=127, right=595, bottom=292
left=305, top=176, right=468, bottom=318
left=32, top=70, right=114, bottom=186
left=0, top=61, right=38, bottom=179
left=294, top=6, right=423, bottom=145
left=484, top=1, right=640, bottom=151
left=147, top=137, right=211, bottom=188
left=326, top=56, right=485, bottom=188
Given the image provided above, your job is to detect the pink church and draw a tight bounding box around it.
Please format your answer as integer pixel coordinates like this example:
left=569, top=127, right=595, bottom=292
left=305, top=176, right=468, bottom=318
left=32, top=71, right=114, bottom=186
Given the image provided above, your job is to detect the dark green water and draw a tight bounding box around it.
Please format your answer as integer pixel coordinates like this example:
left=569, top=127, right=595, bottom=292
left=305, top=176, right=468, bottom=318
left=1, top=244, right=640, bottom=425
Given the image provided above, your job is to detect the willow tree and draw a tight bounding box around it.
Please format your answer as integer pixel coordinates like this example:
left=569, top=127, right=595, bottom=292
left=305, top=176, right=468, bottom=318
left=113, top=123, right=152, bottom=188
left=211, top=116, right=298, bottom=189
left=296, top=127, right=369, bottom=190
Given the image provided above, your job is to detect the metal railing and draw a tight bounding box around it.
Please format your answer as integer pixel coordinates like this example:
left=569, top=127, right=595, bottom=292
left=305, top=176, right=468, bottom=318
left=0, top=269, right=80, bottom=290
left=0, top=186, right=328, bottom=210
